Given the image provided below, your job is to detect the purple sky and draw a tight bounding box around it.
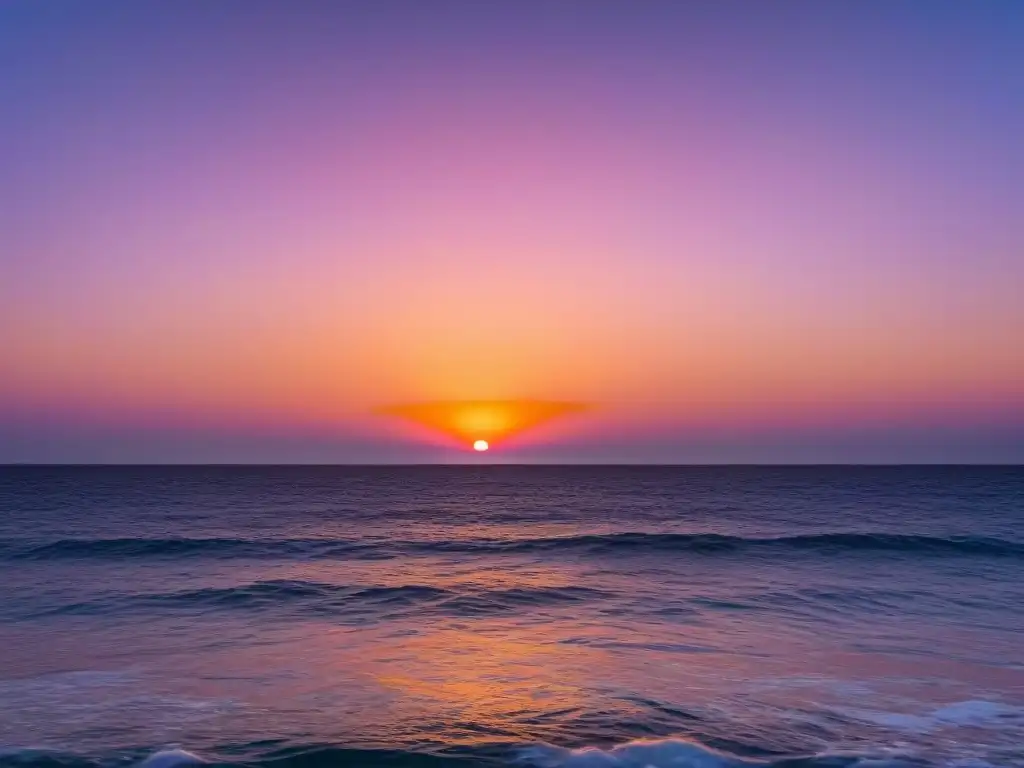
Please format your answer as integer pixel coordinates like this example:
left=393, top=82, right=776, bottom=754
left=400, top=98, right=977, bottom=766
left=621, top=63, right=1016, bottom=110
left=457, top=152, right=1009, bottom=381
left=2, top=1, right=1023, bottom=463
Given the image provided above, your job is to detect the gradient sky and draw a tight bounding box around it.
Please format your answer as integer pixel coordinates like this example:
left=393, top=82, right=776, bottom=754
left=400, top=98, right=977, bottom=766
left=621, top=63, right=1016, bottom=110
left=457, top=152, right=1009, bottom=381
left=2, top=0, right=1023, bottom=463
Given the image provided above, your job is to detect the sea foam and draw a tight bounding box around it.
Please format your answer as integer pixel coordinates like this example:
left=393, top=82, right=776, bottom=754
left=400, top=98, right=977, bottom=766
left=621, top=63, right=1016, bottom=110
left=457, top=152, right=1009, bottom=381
left=517, top=739, right=754, bottom=768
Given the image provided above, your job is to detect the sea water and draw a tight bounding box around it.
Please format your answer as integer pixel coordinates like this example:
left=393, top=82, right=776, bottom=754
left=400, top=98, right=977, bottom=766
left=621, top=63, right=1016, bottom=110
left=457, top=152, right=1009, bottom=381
left=0, top=466, right=1021, bottom=768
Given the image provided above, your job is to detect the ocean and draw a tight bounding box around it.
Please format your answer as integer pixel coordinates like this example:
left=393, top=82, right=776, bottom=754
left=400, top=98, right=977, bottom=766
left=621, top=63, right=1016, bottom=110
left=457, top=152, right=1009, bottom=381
left=1, top=466, right=1022, bottom=768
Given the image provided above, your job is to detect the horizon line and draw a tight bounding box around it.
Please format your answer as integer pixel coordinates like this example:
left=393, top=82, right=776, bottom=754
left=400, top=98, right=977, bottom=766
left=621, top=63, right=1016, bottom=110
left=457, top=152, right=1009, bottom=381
left=2, top=463, right=1021, bottom=469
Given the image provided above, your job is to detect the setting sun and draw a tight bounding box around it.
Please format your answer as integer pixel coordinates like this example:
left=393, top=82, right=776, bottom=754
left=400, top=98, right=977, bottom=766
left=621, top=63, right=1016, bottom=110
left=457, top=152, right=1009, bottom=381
left=375, top=400, right=589, bottom=450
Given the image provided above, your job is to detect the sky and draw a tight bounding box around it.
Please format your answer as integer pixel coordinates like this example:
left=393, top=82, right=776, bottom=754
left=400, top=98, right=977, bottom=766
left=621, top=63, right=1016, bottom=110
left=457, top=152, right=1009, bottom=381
left=2, top=0, right=1023, bottom=463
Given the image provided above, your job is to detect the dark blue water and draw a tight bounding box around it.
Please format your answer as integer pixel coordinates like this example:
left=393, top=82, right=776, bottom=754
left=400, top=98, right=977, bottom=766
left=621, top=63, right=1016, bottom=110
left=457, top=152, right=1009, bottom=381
left=1, top=467, right=1022, bottom=768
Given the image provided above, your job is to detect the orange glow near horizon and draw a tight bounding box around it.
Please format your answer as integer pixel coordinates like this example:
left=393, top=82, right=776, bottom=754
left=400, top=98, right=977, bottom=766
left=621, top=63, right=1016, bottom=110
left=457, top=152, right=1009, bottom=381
left=4, top=1, right=1024, bottom=464
left=376, top=400, right=589, bottom=449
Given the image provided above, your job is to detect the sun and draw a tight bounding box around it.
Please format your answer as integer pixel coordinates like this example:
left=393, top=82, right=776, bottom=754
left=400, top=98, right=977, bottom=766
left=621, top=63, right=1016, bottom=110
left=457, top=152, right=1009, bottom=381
left=374, top=400, right=589, bottom=450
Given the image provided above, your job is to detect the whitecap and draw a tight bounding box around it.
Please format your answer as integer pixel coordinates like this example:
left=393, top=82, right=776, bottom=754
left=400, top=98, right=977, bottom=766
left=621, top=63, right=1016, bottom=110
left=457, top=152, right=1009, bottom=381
left=515, top=738, right=924, bottom=768
left=841, top=700, right=1023, bottom=734
left=137, top=748, right=206, bottom=768
left=929, top=701, right=1020, bottom=726
left=517, top=738, right=759, bottom=768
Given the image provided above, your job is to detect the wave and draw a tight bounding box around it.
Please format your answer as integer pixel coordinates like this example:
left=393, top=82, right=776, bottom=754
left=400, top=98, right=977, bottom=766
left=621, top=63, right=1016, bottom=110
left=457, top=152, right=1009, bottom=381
left=138, top=750, right=205, bottom=768
left=0, top=747, right=470, bottom=768
left=0, top=537, right=385, bottom=561
left=23, top=579, right=614, bottom=620
left=3, top=532, right=1021, bottom=562
left=516, top=739, right=909, bottom=768
left=427, top=532, right=1024, bottom=557
left=0, top=740, right=935, bottom=768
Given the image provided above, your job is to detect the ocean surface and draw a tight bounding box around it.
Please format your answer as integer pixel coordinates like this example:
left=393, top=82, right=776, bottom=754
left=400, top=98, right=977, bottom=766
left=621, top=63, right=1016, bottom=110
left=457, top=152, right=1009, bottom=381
left=1, top=467, right=1023, bottom=768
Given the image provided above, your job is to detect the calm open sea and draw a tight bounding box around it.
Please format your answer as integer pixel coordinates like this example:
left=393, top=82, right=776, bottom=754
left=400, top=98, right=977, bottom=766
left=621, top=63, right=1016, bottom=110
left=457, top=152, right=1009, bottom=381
left=1, top=467, right=1022, bottom=768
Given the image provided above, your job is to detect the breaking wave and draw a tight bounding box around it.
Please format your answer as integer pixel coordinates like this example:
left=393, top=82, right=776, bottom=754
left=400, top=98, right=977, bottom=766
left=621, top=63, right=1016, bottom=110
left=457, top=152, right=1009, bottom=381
left=0, top=739, right=950, bottom=768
